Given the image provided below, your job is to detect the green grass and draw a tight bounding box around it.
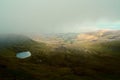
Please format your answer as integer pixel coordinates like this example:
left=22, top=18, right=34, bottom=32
left=0, top=36, right=120, bottom=80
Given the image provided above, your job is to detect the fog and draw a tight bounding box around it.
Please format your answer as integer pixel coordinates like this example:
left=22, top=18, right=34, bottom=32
left=0, top=0, right=120, bottom=34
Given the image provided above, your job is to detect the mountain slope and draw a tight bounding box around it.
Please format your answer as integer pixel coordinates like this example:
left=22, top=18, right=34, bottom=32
left=0, top=33, right=120, bottom=80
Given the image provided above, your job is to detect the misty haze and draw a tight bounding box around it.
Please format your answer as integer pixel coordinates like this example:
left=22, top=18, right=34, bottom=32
left=0, top=0, right=120, bottom=80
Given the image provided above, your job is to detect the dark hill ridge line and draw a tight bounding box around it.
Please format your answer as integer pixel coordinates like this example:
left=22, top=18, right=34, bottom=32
left=0, top=34, right=47, bottom=54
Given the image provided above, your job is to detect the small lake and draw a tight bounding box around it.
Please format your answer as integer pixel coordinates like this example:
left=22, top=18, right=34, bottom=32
left=16, top=51, right=31, bottom=59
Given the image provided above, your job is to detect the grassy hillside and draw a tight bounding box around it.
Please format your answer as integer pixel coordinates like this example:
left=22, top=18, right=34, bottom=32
left=0, top=35, right=120, bottom=80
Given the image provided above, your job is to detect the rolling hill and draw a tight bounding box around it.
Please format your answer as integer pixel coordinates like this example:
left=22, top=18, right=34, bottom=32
left=0, top=31, right=120, bottom=80
left=76, top=30, right=120, bottom=41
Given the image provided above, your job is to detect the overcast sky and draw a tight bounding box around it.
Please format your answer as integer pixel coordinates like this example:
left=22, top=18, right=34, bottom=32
left=0, top=0, right=120, bottom=34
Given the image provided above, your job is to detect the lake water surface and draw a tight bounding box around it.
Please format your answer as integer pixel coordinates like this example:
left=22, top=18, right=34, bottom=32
left=16, top=51, right=31, bottom=59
